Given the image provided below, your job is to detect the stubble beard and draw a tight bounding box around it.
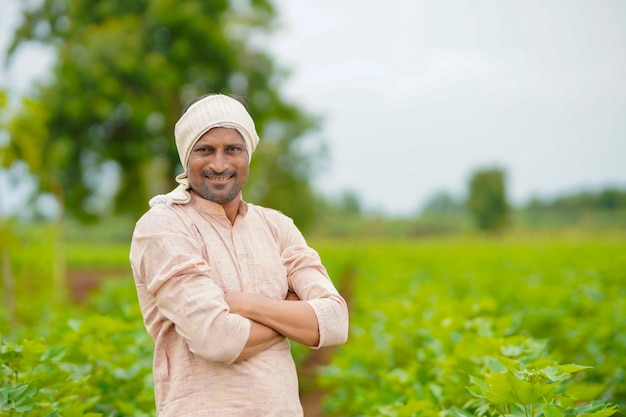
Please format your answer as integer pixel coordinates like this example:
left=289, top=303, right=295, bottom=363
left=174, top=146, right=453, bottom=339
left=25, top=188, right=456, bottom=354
left=190, top=174, right=244, bottom=204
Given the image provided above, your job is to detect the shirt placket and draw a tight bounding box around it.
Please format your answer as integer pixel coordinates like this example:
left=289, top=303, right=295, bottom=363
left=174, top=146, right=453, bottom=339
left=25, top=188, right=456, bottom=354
left=231, top=223, right=253, bottom=292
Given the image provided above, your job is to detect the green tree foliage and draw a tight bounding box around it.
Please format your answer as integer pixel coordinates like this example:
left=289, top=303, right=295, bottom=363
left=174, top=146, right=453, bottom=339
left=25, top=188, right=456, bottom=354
left=467, top=167, right=509, bottom=231
left=7, top=0, right=321, bottom=230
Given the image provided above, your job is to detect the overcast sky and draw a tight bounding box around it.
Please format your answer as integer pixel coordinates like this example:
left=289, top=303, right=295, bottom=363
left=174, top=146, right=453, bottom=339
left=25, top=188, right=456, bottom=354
left=2, top=0, right=625, bottom=215
left=269, top=0, right=626, bottom=214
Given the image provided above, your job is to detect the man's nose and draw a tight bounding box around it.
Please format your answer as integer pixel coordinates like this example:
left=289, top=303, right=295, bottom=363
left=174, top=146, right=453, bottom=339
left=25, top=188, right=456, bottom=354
left=209, top=150, right=228, bottom=172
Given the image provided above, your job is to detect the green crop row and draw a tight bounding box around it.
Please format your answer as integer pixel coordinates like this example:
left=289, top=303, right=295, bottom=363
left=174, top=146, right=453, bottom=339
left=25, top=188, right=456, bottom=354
left=1, top=231, right=624, bottom=416
left=314, top=233, right=625, bottom=416
left=1, top=280, right=155, bottom=416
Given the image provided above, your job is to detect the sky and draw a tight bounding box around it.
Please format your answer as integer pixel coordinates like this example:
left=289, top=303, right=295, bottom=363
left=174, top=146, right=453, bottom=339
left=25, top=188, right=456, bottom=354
left=268, top=0, right=626, bottom=214
left=1, top=0, right=625, bottom=216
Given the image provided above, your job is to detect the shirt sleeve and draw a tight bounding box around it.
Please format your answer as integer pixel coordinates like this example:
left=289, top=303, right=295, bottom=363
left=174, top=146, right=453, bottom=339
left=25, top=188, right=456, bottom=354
left=273, top=213, right=349, bottom=348
left=130, top=205, right=250, bottom=364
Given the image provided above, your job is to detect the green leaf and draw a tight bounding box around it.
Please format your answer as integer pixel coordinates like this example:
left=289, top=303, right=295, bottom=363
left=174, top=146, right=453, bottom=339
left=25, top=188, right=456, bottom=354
left=501, top=344, right=523, bottom=357
left=557, top=364, right=593, bottom=374
left=541, top=364, right=592, bottom=382
left=0, top=387, right=7, bottom=407
left=41, top=346, right=68, bottom=362
left=466, top=385, right=485, bottom=399
left=9, top=383, right=36, bottom=401
left=504, top=372, right=556, bottom=404
left=481, top=373, right=518, bottom=404
left=387, top=368, right=411, bottom=384
left=576, top=408, right=619, bottom=417
left=476, top=372, right=557, bottom=406
left=376, top=404, right=400, bottom=416
left=468, top=375, right=488, bottom=389
left=484, top=357, right=507, bottom=373
left=14, top=404, right=34, bottom=413
left=542, top=404, right=563, bottom=417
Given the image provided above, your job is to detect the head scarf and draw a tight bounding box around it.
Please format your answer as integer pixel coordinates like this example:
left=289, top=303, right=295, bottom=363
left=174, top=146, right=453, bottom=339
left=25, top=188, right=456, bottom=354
left=149, top=94, right=260, bottom=207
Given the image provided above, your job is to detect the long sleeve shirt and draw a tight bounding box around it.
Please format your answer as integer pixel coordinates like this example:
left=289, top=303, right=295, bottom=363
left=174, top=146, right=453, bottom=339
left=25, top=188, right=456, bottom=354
left=129, top=194, right=349, bottom=416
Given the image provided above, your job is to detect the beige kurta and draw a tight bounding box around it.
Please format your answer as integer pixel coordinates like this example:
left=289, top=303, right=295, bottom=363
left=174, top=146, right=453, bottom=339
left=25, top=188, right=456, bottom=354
left=129, top=194, right=348, bottom=416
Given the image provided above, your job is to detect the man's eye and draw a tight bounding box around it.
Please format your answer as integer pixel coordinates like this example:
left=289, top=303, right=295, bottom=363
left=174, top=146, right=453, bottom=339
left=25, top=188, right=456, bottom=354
left=228, top=146, right=243, bottom=153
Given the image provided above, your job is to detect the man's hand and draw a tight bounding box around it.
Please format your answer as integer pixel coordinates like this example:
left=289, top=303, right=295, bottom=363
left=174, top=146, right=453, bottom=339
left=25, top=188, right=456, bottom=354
left=285, top=290, right=300, bottom=301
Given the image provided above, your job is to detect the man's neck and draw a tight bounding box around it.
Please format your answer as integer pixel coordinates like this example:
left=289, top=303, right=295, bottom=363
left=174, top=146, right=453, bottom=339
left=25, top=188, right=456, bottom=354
left=220, top=197, right=242, bottom=224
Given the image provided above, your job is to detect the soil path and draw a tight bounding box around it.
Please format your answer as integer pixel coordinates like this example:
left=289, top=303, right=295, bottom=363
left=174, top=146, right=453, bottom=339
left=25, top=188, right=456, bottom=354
left=67, top=265, right=356, bottom=417
left=67, top=267, right=129, bottom=303
left=297, top=266, right=355, bottom=416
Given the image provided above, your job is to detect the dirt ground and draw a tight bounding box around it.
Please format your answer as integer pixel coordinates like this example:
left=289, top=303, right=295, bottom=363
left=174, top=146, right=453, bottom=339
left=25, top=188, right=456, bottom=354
left=67, top=268, right=127, bottom=303
left=67, top=267, right=354, bottom=417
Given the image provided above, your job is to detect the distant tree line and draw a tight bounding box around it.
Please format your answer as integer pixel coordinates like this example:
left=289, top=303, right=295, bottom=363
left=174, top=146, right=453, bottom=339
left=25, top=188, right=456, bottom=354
left=516, top=187, right=626, bottom=231
left=309, top=167, right=626, bottom=238
left=525, top=188, right=626, bottom=213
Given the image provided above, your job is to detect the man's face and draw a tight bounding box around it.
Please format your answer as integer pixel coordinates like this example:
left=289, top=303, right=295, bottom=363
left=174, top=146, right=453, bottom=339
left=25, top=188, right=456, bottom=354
left=187, top=127, right=249, bottom=205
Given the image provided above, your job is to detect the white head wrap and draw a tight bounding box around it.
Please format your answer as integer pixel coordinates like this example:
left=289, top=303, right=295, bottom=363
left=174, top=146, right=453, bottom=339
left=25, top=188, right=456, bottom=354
left=149, top=94, right=260, bottom=207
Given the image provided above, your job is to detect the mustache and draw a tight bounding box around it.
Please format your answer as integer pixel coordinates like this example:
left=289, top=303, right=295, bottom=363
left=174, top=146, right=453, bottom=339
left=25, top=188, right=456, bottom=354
left=201, top=169, right=236, bottom=177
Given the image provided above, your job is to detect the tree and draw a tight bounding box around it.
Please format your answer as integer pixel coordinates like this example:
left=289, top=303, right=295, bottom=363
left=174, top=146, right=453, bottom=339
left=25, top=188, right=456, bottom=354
left=467, top=167, right=509, bottom=231
left=7, top=0, right=322, bottom=231
left=421, top=191, right=463, bottom=214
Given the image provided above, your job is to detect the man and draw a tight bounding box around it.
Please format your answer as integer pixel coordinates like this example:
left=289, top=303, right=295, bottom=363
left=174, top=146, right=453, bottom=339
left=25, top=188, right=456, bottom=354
left=129, top=93, right=349, bottom=416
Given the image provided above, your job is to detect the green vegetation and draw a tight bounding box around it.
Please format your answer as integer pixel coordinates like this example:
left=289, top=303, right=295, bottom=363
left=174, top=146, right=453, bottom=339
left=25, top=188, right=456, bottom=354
left=311, top=187, right=626, bottom=239
left=1, top=281, right=154, bottom=416
left=1, top=228, right=624, bottom=416
left=315, top=233, right=625, bottom=416
left=467, top=167, right=509, bottom=231
left=1, top=1, right=624, bottom=415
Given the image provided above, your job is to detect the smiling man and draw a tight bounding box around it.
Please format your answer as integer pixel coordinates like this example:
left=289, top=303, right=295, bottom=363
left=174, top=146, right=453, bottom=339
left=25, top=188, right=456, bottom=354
left=188, top=127, right=250, bottom=210
left=129, top=93, right=349, bottom=416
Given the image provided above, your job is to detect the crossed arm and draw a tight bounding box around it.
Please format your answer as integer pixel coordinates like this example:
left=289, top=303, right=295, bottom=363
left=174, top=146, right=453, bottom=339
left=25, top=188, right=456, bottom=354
left=226, top=291, right=320, bottom=362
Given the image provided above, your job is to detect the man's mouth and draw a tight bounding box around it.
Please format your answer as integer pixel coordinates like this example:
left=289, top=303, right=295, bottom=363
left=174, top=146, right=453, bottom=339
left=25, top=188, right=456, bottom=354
left=207, top=175, right=233, bottom=182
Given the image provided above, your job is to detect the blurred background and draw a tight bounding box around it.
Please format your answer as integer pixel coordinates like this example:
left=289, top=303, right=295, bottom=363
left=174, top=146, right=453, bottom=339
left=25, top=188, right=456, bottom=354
left=0, top=1, right=625, bottom=416
left=1, top=0, right=625, bottom=234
